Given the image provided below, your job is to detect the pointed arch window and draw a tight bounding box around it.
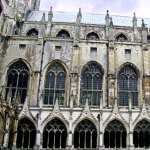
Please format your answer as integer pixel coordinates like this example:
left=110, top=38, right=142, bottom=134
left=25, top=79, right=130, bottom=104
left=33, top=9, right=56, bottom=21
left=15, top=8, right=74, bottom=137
left=104, top=120, right=127, bottom=148
left=74, top=119, right=97, bottom=148
left=134, top=120, right=150, bottom=148
left=16, top=118, right=36, bottom=148
left=80, top=62, right=103, bottom=106
left=27, top=28, right=38, bottom=37
left=118, top=65, right=138, bottom=106
left=56, top=30, right=70, bottom=39
left=43, top=62, right=66, bottom=105
left=5, top=60, right=29, bottom=104
left=115, top=33, right=128, bottom=42
left=86, top=32, right=99, bottom=40
left=43, top=118, right=67, bottom=148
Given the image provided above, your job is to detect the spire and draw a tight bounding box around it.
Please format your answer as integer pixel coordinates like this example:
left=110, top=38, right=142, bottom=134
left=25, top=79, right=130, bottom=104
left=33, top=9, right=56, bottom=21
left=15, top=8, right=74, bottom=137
left=105, top=10, right=110, bottom=27
left=141, top=19, right=146, bottom=28
left=48, top=6, right=53, bottom=22
left=132, top=12, right=137, bottom=28
left=105, top=10, right=109, bottom=19
left=76, top=8, right=82, bottom=25
left=110, top=17, right=113, bottom=27
left=41, top=12, right=45, bottom=22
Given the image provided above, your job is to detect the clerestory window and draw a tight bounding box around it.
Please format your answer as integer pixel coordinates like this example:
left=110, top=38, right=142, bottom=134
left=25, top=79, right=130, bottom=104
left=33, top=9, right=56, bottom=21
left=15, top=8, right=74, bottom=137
left=5, top=60, right=29, bottom=104
left=118, top=65, right=138, bottom=106
left=43, top=62, right=66, bottom=105
left=80, top=62, right=103, bottom=106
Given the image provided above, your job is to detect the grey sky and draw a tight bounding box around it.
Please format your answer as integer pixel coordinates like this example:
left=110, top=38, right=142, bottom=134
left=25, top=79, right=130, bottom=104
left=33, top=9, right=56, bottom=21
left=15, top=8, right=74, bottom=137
left=40, top=0, right=150, bottom=18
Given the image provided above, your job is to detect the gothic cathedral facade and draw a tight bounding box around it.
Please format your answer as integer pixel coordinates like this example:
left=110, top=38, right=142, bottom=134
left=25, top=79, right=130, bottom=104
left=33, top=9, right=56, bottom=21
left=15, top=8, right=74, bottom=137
left=0, top=0, right=150, bottom=149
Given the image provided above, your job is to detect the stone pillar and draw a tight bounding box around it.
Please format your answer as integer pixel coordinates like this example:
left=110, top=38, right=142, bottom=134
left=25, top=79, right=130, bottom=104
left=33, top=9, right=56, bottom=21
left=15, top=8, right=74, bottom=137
left=143, top=76, right=150, bottom=104
left=3, top=115, right=10, bottom=148
left=108, top=43, right=116, bottom=106
left=35, top=112, right=42, bottom=150
left=98, top=113, right=104, bottom=149
left=70, top=45, right=80, bottom=106
left=143, top=47, right=150, bottom=104
left=129, top=132, right=134, bottom=149
left=67, top=115, right=73, bottom=148
left=12, top=118, right=19, bottom=149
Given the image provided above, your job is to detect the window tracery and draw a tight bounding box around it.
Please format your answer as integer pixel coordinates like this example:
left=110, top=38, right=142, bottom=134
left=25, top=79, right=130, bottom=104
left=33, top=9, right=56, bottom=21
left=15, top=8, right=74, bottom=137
left=27, top=28, right=38, bottom=37
left=80, top=62, right=103, bottom=106
left=16, top=118, right=36, bottom=148
left=74, top=119, right=97, bottom=148
left=115, top=33, right=128, bottom=42
left=5, top=60, right=29, bottom=104
left=118, top=65, right=138, bottom=106
left=56, top=30, right=70, bottom=39
left=104, top=120, right=127, bottom=148
left=43, top=119, right=67, bottom=148
left=43, top=62, right=66, bottom=105
left=86, top=32, right=99, bottom=40
left=134, top=120, right=150, bottom=148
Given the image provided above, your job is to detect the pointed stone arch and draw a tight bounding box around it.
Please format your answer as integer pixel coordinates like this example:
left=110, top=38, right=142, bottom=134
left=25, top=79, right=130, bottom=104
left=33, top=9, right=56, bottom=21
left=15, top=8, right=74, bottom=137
left=73, top=119, right=97, bottom=148
left=86, top=32, right=100, bottom=40
left=43, top=61, right=67, bottom=105
left=56, top=29, right=71, bottom=39
left=16, top=118, right=36, bottom=148
left=133, top=119, right=150, bottom=148
left=42, top=118, right=68, bottom=148
left=80, top=61, right=104, bottom=106
left=26, top=28, right=39, bottom=37
left=5, top=59, right=30, bottom=104
left=117, top=62, right=139, bottom=106
left=115, top=32, right=129, bottom=42
left=104, top=119, right=127, bottom=148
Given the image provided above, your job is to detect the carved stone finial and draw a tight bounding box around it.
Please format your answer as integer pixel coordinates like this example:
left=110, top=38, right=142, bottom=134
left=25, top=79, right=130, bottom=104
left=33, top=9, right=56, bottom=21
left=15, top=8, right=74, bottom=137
left=77, top=8, right=82, bottom=17
left=106, top=10, right=109, bottom=17
left=19, top=96, right=29, bottom=118
left=105, top=10, right=110, bottom=27
left=133, top=12, right=137, bottom=28
left=113, top=97, right=119, bottom=114
left=110, top=17, right=113, bottom=27
left=41, top=12, right=46, bottom=22
left=50, top=6, right=53, bottom=12
left=83, top=98, right=90, bottom=112
left=48, top=6, right=53, bottom=22
left=141, top=19, right=146, bottom=28
left=53, top=98, right=60, bottom=112
left=76, top=8, right=82, bottom=24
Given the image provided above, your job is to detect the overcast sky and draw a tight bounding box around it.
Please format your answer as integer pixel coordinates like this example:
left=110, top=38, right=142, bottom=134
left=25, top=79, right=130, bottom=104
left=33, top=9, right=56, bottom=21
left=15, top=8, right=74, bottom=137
left=40, top=0, right=150, bottom=18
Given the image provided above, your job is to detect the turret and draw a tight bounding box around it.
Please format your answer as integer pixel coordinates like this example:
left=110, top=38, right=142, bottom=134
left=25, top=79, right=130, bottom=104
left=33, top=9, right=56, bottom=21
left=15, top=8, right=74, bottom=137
left=46, top=6, right=53, bottom=36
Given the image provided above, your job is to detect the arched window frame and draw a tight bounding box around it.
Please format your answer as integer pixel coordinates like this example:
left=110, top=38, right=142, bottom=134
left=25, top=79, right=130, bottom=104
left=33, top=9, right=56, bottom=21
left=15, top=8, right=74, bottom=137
left=16, top=118, right=36, bottom=149
left=133, top=120, right=150, bottom=148
left=115, top=33, right=128, bottom=42
left=117, top=64, right=139, bottom=106
left=26, top=28, right=39, bottom=37
left=5, top=60, right=30, bottom=104
left=104, top=120, right=127, bottom=148
left=42, top=118, right=67, bottom=148
left=56, top=29, right=71, bottom=39
left=74, top=119, right=97, bottom=148
left=80, top=61, right=104, bottom=106
left=86, top=32, right=100, bottom=40
left=43, top=62, right=67, bottom=105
